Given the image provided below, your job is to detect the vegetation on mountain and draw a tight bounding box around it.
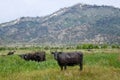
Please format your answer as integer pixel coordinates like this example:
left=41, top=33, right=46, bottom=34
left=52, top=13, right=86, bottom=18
left=0, top=3, right=120, bottom=45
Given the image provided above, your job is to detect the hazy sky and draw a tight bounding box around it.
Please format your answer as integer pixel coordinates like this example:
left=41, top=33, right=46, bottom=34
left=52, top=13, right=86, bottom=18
left=0, top=0, right=120, bottom=23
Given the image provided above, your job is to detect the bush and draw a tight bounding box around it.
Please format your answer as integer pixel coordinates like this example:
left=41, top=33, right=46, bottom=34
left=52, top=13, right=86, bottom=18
left=0, top=47, right=6, bottom=51
left=76, top=44, right=100, bottom=49
left=111, top=44, right=120, bottom=49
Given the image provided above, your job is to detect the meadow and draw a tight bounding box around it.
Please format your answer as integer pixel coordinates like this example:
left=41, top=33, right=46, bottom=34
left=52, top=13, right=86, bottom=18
left=0, top=46, right=120, bottom=80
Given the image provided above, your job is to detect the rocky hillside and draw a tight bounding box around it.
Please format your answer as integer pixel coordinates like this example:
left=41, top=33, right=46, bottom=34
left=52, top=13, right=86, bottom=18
left=0, top=3, right=120, bottom=45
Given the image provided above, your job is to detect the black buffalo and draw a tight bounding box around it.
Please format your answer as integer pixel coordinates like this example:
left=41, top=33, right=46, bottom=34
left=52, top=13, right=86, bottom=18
left=7, top=51, right=16, bottom=55
left=51, top=51, right=83, bottom=71
left=19, top=51, right=46, bottom=62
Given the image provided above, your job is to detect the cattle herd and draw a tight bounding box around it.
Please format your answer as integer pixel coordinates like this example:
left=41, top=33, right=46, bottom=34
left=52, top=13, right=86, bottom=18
left=3, top=50, right=84, bottom=71
left=19, top=51, right=46, bottom=62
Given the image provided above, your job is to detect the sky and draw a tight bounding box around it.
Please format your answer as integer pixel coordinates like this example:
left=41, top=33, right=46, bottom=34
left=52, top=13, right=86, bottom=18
left=0, top=0, right=120, bottom=23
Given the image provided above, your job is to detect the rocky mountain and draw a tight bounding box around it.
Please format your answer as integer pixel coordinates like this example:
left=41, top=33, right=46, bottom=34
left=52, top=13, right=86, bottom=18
left=0, top=3, right=120, bottom=45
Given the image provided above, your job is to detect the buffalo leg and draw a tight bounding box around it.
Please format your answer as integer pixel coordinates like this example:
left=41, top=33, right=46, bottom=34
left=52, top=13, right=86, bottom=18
left=79, top=62, right=83, bottom=71
left=43, top=55, right=46, bottom=61
left=80, top=54, right=83, bottom=71
left=64, top=65, right=67, bottom=70
left=60, top=66, right=63, bottom=70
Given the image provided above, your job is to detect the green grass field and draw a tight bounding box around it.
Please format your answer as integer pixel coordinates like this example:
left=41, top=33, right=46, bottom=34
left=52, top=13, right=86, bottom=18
left=0, top=48, right=120, bottom=80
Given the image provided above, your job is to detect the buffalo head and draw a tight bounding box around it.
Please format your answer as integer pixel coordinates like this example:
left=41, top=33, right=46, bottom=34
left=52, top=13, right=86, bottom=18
left=51, top=52, right=62, bottom=60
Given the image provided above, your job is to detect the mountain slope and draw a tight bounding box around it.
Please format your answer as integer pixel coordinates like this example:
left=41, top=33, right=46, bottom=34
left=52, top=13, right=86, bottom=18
left=0, top=3, right=120, bottom=45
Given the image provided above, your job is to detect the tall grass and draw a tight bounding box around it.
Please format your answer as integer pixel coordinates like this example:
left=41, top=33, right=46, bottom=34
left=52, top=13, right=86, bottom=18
left=84, top=53, right=120, bottom=68
left=0, top=49, right=120, bottom=80
left=0, top=54, right=58, bottom=73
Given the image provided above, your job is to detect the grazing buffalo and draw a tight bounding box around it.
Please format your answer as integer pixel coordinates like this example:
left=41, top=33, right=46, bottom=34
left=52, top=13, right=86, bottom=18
left=51, top=51, right=83, bottom=71
left=7, top=51, right=16, bottom=55
left=19, top=51, right=46, bottom=62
